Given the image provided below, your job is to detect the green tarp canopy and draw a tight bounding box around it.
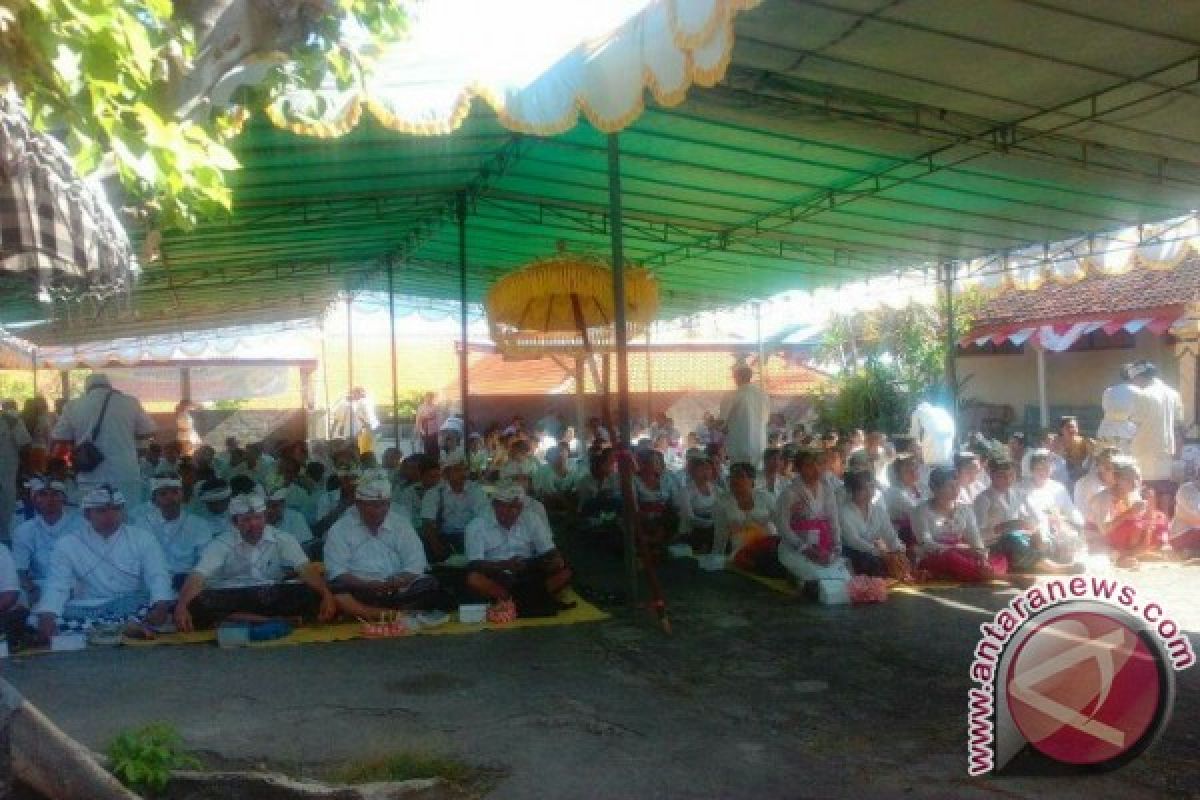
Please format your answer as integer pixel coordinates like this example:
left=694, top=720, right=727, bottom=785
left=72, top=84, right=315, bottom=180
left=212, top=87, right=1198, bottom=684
left=8, top=0, right=1200, bottom=345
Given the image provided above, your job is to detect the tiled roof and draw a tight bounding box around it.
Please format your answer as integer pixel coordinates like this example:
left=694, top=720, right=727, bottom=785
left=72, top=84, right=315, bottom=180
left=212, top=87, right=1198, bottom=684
left=972, top=254, right=1200, bottom=329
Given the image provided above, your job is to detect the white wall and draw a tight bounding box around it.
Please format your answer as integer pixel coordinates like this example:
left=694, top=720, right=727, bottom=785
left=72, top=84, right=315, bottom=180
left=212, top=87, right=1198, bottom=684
left=958, top=331, right=1180, bottom=424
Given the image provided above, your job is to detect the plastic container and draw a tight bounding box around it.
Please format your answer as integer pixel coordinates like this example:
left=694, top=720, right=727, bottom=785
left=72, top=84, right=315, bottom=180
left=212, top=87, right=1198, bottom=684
left=458, top=604, right=488, bottom=624
left=216, top=624, right=251, bottom=648
left=818, top=579, right=850, bottom=605
left=51, top=633, right=87, bottom=651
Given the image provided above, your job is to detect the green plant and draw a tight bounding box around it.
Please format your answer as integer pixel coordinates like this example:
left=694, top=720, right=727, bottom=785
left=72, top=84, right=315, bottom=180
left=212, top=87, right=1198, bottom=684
left=815, top=362, right=908, bottom=434
left=106, top=723, right=199, bottom=794
left=212, top=398, right=247, bottom=411
left=1, top=0, right=407, bottom=229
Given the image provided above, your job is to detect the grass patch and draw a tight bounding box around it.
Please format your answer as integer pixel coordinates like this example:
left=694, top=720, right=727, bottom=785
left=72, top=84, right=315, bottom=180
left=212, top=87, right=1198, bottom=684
left=330, top=751, right=475, bottom=786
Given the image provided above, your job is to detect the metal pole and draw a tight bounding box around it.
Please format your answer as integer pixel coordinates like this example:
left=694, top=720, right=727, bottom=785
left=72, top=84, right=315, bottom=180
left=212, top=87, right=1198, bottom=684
left=645, top=327, right=653, bottom=425
left=755, top=302, right=766, bottom=392
left=457, top=191, right=470, bottom=438
left=319, top=317, right=331, bottom=439
left=387, top=259, right=401, bottom=448
left=345, top=292, right=354, bottom=394
left=942, top=264, right=958, bottom=426
left=30, top=347, right=37, bottom=397
left=608, top=133, right=638, bottom=608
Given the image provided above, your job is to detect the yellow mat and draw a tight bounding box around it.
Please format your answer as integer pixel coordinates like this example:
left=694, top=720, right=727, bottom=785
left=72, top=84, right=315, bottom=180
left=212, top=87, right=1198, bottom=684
left=122, top=590, right=608, bottom=649
left=729, top=566, right=799, bottom=596
left=729, top=566, right=1009, bottom=597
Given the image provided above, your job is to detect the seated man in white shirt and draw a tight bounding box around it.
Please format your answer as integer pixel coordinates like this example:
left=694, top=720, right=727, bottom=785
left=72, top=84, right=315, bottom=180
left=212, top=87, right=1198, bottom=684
left=192, top=478, right=234, bottom=537
left=419, top=454, right=487, bottom=561
left=133, top=475, right=215, bottom=589
left=464, top=484, right=572, bottom=616
left=325, top=477, right=451, bottom=619
left=12, top=477, right=85, bottom=605
left=313, top=466, right=360, bottom=537
left=394, top=456, right=441, bottom=531
left=0, top=541, right=27, bottom=647
left=498, top=462, right=550, bottom=527
left=33, top=486, right=175, bottom=642
left=174, top=493, right=337, bottom=632
left=266, top=486, right=314, bottom=549
left=532, top=446, right=576, bottom=512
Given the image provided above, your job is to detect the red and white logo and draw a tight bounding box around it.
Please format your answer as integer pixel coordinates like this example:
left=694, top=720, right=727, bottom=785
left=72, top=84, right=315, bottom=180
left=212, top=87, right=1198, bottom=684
left=1005, top=611, right=1162, bottom=766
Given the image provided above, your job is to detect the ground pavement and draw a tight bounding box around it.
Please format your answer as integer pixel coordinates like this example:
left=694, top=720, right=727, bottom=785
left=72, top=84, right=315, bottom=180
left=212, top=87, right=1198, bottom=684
left=4, top=537, right=1198, bottom=799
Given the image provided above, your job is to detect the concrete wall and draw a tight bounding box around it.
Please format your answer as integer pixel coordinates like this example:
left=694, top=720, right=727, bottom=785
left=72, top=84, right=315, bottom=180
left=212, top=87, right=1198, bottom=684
left=958, top=331, right=1180, bottom=431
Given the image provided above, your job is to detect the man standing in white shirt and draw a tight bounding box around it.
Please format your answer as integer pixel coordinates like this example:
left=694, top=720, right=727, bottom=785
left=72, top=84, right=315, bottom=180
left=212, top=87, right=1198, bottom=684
left=12, top=477, right=84, bottom=603
left=464, top=485, right=572, bottom=613
left=909, top=400, right=956, bottom=467
left=51, top=374, right=157, bottom=510
left=33, top=486, right=174, bottom=642
left=174, top=493, right=336, bottom=632
left=1130, top=361, right=1184, bottom=514
left=133, top=476, right=214, bottom=589
left=719, top=362, right=769, bottom=468
left=324, top=477, right=449, bottom=619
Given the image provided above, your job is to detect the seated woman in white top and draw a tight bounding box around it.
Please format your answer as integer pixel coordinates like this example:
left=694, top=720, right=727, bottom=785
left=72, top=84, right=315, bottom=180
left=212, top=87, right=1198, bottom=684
left=1090, top=458, right=1167, bottom=568
left=1170, top=480, right=1200, bottom=557
left=883, top=455, right=928, bottom=550
left=838, top=470, right=905, bottom=577
left=973, top=456, right=1081, bottom=575
left=754, top=448, right=787, bottom=503
left=679, top=455, right=719, bottom=554
left=633, top=449, right=684, bottom=555
left=775, top=448, right=849, bottom=585
left=1074, top=446, right=1120, bottom=543
left=714, top=463, right=778, bottom=570
left=1023, top=450, right=1085, bottom=561
left=911, top=466, right=993, bottom=583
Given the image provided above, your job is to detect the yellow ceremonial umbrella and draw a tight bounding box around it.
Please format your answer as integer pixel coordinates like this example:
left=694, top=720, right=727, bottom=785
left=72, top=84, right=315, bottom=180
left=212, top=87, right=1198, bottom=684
left=485, top=248, right=659, bottom=359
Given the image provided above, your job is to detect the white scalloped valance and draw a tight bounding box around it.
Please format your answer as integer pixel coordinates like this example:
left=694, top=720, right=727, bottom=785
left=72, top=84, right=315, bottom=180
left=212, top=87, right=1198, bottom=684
left=265, top=0, right=759, bottom=138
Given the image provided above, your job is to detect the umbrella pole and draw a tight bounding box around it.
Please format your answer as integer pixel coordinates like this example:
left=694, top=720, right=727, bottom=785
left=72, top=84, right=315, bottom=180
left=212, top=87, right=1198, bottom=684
left=608, top=133, right=668, bottom=633
left=458, top=192, right=471, bottom=437
left=387, top=259, right=401, bottom=448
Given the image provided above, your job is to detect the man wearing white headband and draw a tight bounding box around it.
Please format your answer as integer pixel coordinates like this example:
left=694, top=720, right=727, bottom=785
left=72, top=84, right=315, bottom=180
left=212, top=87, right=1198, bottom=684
left=33, top=485, right=174, bottom=642
left=265, top=486, right=314, bottom=548
left=132, top=476, right=214, bottom=589
left=418, top=454, right=486, bottom=561
left=464, top=483, right=572, bottom=614
left=12, top=477, right=85, bottom=603
left=324, top=477, right=449, bottom=618
left=192, top=478, right=235, bottom=537
left=174, top=492, right=337, bottom=632
left=499, top=461, right=551, bottom=528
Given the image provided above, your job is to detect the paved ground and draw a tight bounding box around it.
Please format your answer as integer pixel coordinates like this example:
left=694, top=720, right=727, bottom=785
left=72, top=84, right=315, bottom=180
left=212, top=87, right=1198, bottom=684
left=4, top=538, right=1198, bottom=799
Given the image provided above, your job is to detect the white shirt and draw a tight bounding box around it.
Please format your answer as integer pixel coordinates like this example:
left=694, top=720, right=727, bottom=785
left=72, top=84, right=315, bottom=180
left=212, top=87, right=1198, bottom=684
left=1023, top=478, right=1084, bottom=530
left=1072, top=470, right=1108, bottom=518
left=12, top=511, right=86, bottom=583
left=883, top=483, right=929, bottom=523
left=719, top=383, right=770, bottom=467
left=0, top=544, right=19, bottom=595
left=35, top=525, right=174, bottom=616
left=754, top=474, right=787, bottom=505
left=1020, top=451, right=1068, bottom=486
left=973, top=487, right=1036, bottom=547
left=133, top=506, right=214, bottom=575
left=324, top=508, right=428, bottom=582
left=1132, top=378, right=1183, bottom=480
left=419, top=481, right=488, bottom=534
left=1098, top=382, right=1141, bottom=446
left=192, top=527, right=309, bottom=589
left=271, top=507, right=313, bottom=544
left=838, top=494, right=902, bottom=554
left=1169, top=481, right=1200, bottom=540
left=910, top=402, right=956, bottom=466
left=533, top=464, right=575, bottom=496
left=680, top=480, right=719, bottom=533
left=775, top=477, right=842, bottom=550
left=713, top=489, right=777, bottom=555
left=465, top=510, right=556, bottom=562
left=911, top=501, right=983, bottom=551
left=52, top=387, right=156, bottom=488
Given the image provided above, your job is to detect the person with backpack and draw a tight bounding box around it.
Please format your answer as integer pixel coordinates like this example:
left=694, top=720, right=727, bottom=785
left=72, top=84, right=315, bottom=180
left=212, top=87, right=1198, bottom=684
left=51, top=374, right=157, bottom=509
